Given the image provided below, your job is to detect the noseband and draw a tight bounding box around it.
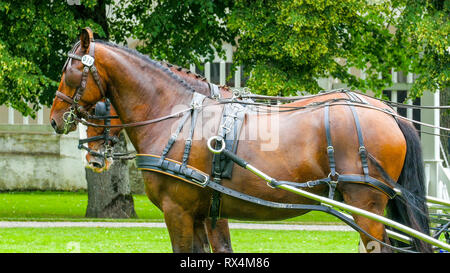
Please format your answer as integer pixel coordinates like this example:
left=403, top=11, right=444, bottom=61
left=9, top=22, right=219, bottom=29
left=56, top=38, right=106, bottom=134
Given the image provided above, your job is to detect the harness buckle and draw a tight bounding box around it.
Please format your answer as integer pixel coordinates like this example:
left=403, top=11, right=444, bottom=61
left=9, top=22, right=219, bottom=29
left=193, top=173, right=209, bottom=187
left=191, top=101, right=201, bottom=110
left=326, top=179, right=339, bottom=200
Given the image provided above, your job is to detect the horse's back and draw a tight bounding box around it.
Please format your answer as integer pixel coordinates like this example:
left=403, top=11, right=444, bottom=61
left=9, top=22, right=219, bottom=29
left=238, top=92, right=406, bottom=183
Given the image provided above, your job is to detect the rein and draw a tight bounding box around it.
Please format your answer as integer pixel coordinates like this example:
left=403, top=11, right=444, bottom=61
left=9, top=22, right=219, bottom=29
left=74, top=95, right=450, bottom=133
left=239, top=88, right=450, bottom=110
left=75, top=107, right=193, bottom=128
left=219, top=97, right=450, bottom=135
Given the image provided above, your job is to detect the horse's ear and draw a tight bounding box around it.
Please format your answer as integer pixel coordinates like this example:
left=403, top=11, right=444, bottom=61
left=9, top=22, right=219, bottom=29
left=80, top=27, right=94, bottom=52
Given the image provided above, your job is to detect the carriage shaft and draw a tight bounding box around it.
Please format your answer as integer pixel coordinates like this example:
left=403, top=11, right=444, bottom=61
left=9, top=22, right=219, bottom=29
left=279, top=184, right=450, bottom=251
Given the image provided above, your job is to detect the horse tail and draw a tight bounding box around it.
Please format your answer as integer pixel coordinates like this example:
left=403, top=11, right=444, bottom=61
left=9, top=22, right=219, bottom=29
left=368, top=118, right=432, bottom=252
left=387, top=118, right=432, bottom=252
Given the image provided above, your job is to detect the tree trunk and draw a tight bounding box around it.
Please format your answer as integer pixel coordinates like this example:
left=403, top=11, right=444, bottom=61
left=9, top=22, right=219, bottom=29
left=85, top=132, right=137, bottom=218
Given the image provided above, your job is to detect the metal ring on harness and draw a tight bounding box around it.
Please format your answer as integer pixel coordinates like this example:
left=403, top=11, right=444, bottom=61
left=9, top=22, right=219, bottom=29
left=62, top=109, right=76, bottom=123
left=207, top=136, right=226, bottom=154
left=62, top=109, right=77, bottom=134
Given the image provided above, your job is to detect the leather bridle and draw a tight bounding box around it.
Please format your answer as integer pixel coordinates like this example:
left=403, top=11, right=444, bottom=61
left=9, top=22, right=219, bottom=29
left=56, top=36, right=106, bottom=134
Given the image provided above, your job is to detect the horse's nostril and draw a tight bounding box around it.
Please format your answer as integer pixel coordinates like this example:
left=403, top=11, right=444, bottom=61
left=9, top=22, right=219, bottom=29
left=89, top=156, right=105, bottom=169
left=91, top=162, right=104, bottom=169
left=51, top=119, right=57, bottom=130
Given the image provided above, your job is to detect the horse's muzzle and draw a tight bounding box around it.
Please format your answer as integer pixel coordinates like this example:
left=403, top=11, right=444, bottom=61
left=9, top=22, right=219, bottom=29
left=89, top=155, right=105, bottom=169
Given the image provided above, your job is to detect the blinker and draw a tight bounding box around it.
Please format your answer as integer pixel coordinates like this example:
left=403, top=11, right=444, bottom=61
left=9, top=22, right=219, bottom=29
left=95, top=101, right=108, bottom=117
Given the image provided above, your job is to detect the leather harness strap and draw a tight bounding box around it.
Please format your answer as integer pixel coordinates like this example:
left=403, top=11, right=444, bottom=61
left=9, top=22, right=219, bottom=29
left=319, top=94, right=397, bottom=199
left=347, top=101, right=370, bottom=180
left=208, top=83, right=221, bottom=100
left=210, top=102, right=247, bottom=227
left=137, top=93, right=207, bottom=186
left=324, top=103, right=336, bottom=178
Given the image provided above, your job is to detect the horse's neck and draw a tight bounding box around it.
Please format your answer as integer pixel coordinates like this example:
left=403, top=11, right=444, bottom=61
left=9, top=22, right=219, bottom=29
left=101, top=46, right=195, bottom=153
left=164, top=64, right=210, bottom=95
left=164, top=64, right=232, bottom=98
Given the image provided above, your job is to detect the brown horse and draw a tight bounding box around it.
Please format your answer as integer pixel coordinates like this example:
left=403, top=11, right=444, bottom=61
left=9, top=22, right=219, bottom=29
left=82, top=66, right=234, bottom=253
left=50, top=29, right=431, bottom=252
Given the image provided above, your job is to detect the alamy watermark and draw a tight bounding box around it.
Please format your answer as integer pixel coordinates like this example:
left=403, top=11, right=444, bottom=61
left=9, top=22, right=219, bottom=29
left=170, top=104, right=281, bottom=152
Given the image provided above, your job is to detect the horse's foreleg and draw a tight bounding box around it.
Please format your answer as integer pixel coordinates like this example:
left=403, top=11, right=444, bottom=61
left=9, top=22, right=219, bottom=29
left=340, top=184, right=391, bottom=253
left=193, top=219, right=211, bottom=253
left=205, top=218, right=233, bottom=253
left=163, top=207, right=195, bottom=253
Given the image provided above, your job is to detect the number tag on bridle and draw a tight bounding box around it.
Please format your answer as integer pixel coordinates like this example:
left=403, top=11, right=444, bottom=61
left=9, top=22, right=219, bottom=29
left=81, top=55, right=94, bottom=67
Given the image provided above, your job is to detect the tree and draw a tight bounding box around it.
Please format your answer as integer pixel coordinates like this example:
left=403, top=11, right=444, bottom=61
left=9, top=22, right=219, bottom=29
left=110, top=0, right=447, bottom=98
left=391, top=0, right=449, bottom=98
left=227, top=0, right=449, bottom=98
left=1, top=1, right=447, bottom=114
left=0, top=0, right=111, bottom=117
left=85, top=132, right=137, bottom=218
left=0, top=0, right=138, bottom=219
left=109, top=0, right=237, bottom=68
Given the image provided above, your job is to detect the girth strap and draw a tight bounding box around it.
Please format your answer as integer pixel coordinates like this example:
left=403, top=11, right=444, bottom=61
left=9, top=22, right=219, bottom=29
left=210, top=102, right=247, bottom=227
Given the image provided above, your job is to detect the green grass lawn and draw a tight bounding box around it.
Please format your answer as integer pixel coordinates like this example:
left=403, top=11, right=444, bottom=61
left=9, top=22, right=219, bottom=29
left=0, top=191, right=163, bottom=221
left=0, top=191, right=340, bottom=224
left=0, top=227, right=359, bottom=253
left=0, top=191, right=446, bottom=253
left=0, top=191, right=360, bottom=253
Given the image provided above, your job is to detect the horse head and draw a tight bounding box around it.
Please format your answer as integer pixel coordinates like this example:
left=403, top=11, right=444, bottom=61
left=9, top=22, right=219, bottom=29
left=50, top=27, right=107, bottom=135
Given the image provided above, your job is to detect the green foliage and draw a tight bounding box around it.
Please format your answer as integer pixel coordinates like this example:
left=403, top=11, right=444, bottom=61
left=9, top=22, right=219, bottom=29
left=228, top=0, right=449, bottom=97
left=110, top=0, right=237, bottom=68
left=392, top=0, right=449, bottom=98
left=0, top=0, right=108, bottom=116
left=0, top=41, right=51, bottom=117
left=0, top=0, right=447, bottom=117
